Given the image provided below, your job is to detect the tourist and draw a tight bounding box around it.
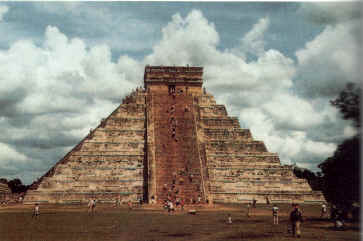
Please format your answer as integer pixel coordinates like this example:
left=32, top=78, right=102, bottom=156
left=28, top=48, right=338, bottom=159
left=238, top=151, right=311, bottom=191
left=334, top=212, right=345, bottom=230
left=151, top=195, right=155, bottom=204
left=163, top=200, right=169, bottom=210
left=179, top=177, right=184, bottom=185
left=272, top=204, right=279, bottom=224
left=139, top=198, right=143, bottom=207
left=128, top=200, right=133, bottom=211
left=180, top=199, right=185, bottom=211
left=246, top=203, right=251, bottom=217
left=114, top=198, right=120, bottom=208
left=189, top=173, right=193, bottom=183
left=32, top=203, right=40, bottom=219
left=290, top=204, right=303, bottom=238
left=197, top=196, right=201, bottom=203
left=168, top=200, right=174, bottom=214
left=320, top=203, right=327, bottom=218
left=252, top=198, right=257, bottom=208
left=88, top=199, right=95, bottom=215
left=227, top=213, right=232, bottom=224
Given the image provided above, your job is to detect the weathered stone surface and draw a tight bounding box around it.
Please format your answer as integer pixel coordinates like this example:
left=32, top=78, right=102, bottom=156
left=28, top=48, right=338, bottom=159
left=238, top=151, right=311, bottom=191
left=0, top=183, right=11, bottom=201
left=24, top=66, right=324, bottom=204
left=24, top=88, right=147, bottom=204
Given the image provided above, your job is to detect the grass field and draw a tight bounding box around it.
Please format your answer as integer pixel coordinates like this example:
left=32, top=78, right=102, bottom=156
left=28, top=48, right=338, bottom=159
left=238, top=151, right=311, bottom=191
left=0, top=203, right=360, bottom=241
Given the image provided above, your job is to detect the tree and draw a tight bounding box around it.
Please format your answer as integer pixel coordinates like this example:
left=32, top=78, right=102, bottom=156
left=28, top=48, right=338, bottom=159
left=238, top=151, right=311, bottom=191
left=319, top=136, right=360, bottom=206
left=318, top=83, right=361, bottom=217
left=0, top=178, right=8, bottom=184
left=7, top=178, right=28, bottom=193
left=293, top=166, right=324, bottom=191
left=330, top=82, right=360, bottom=127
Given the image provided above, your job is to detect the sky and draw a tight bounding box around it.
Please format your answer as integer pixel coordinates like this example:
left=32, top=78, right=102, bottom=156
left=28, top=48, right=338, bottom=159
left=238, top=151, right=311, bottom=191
left=0, top=2, right=361, bottom=184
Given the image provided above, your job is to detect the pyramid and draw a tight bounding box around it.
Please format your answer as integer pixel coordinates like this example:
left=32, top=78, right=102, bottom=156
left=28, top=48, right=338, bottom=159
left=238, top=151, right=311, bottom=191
left=0, top=183, right=11, bottom=202
left=24, top=66, right=324, bottom=204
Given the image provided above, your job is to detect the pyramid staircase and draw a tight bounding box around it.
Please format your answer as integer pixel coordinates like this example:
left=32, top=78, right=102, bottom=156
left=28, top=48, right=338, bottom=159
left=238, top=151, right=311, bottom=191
left=148, top=93, right=206, bottom=204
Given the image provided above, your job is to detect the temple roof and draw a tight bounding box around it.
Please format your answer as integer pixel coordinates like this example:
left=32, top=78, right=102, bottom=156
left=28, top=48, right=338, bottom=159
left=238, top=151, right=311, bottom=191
left=144, top=65, right=203, bottom=88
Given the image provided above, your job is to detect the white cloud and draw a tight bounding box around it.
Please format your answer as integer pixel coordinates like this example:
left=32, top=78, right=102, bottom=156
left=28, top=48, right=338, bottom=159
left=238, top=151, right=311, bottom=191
left=240, top=17, right=270, bottom=57
left=0, top=5, right=8, bottom=21
left=0, top=25, right=143, bottom=183
left=295, top=6, right=362, bottom=98
left=0, top=143, right=27, bottom=163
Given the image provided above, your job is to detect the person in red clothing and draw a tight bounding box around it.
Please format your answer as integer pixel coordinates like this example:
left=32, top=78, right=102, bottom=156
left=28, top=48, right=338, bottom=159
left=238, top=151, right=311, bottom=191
left=180, top=199, right=185, bottom=211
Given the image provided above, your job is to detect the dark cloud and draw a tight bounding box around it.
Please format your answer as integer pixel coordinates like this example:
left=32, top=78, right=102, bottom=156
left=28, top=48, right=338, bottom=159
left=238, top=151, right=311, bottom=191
left=299, top=2, right=362, bottom=25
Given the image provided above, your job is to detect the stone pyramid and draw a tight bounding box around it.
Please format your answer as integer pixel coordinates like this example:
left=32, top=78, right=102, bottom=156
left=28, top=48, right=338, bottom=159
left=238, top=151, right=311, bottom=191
left=24, top=66, right=324, bottom=204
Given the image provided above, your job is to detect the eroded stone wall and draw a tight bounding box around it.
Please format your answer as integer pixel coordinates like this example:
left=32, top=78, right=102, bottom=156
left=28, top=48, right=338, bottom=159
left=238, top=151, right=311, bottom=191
left=24, top=89, right=147, bottom=204
left=195, top=92, right=325, bottom=204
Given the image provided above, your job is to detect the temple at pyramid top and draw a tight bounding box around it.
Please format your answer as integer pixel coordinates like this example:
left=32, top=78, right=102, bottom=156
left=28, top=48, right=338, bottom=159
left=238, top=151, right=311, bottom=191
left=144, top=65, right=204, bottom=93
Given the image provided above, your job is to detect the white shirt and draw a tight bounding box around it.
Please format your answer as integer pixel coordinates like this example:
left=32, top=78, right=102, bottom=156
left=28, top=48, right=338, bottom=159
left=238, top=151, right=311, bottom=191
left=272, top=206, right=279, bottom=214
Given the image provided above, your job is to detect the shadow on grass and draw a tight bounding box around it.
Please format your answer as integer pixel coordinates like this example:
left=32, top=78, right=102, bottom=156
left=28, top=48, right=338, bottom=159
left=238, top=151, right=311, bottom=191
left=226, top=232, right=272, bottom=239
left=166, top=233, right=192, bottom=237
left=219, top=219, right=265, bottom=224
left=305, top=217, right=331, bottom=222
left=314, top=225, right=360, bottom=231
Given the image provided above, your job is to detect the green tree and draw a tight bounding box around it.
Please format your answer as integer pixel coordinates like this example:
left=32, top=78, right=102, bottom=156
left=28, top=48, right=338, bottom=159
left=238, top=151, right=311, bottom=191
left=330, top=82, right=360, bottom=127
left=0, top=178, right=8, bottom=184
left=318, top=83, right=361, bottom=217
left=293, top=166, right=324, bottom=191
left=7, top=178, right=28, bottom=193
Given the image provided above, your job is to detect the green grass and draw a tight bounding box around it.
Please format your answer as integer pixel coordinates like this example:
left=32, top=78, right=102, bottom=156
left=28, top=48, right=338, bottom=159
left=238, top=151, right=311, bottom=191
left=0, top=204, right=359, bottom=241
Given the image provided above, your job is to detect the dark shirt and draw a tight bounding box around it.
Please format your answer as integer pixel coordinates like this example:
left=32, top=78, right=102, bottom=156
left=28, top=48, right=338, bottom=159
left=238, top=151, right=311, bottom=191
left=290, top=208, right=303, bottom=222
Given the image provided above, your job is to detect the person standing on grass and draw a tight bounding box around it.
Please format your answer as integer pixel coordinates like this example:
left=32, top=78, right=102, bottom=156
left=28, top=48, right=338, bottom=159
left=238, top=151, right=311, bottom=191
left=32, top=203, right=40, bottom=219
left=180, top=198, right=185, bottom=211
left=290, top=204, right=303, bottom=238
left=272, top=204, right=279, bottom=224
left=227, top=213, right=232, bottom=224
left=88, top=199, right=94, bottom=215
left=246, top=203, right=251, bottom=217
left=168, top=200, right=174, bottom=214
left=320, top=203, right=327, bottom=218
left=252, top=198, right=257, bottom=208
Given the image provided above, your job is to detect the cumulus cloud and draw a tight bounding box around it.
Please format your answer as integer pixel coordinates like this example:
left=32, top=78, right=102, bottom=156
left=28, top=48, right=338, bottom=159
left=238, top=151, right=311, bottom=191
left=240, top=17, right=270, bottom=57
left=295, top=20, right=361, bottom=98
left=0, top=5, right=8, bottom=21
left=0, top=25, right=142, bottom=182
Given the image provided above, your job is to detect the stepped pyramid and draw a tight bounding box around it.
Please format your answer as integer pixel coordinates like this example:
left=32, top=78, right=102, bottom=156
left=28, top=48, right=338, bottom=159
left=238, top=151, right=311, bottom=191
left=24, top=66, right=324, bottom=204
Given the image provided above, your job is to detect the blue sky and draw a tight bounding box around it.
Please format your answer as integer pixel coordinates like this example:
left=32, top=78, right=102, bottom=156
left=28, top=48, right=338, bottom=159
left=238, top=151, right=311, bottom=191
left=0, top=2, right=361, bottom=184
